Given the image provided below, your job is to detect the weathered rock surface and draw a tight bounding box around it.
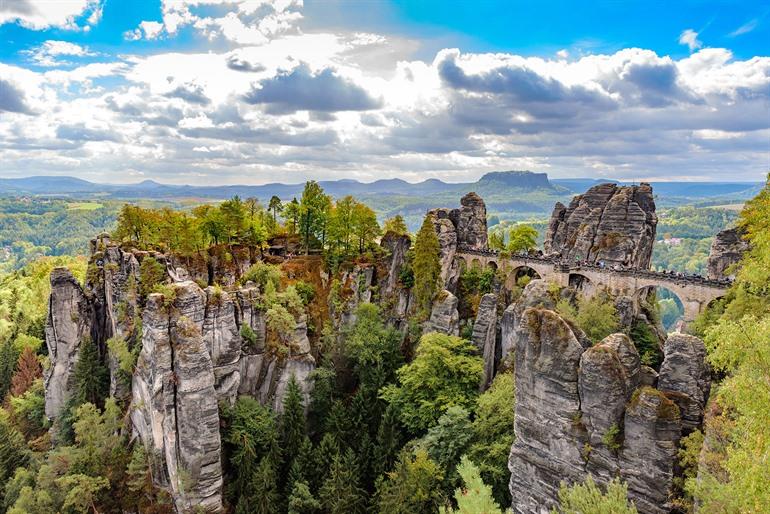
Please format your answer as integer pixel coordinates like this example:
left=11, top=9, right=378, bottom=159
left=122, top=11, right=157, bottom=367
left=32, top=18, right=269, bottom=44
left=508, top=282, right=705, bottom=513
left=545, top=183, right=657, bottom=268
left=429, top=211, right=460, bottom=291
left=380, top=232, right=411, bottom=299
left=500, top=280, right=557, bottom=363
left=657, top=333, right=710, bottom=433
left=333, top=265, right=375, bottom=327
left=707, top=227, right=748, bottom=280
left=131, top=283, right=223, bottom=513
left=620, top=388, right=682, bottom=514
left=455, top=192, right=488, bottom=250
left=471, top=293, right=498, bottom=390
left=202, top=287, right=241, bottom=403
left=44, top=268, right=93, bottom=419
left=424, top=290, right=460, bottom=336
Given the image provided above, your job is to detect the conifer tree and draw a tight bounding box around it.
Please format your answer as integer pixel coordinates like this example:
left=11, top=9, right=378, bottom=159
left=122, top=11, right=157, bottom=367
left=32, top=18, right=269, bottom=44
left=319, top=449, right=366, bottom=514
left=315, top=432, right=339, bottom=479
left=71, top=337, right=109, bottom=408
left=325, top=400, right=351, bottom=449
left=281, top=377, right=307, bottom=469
left=10, top=346, right=42, bottom=397
left=374, top=404, right=405, bottom=480
left=0, top=412, right=28, bottom=485
left=0, top=339, right=18, bottom=401
left=377, top=449, right=444, bottom=514
left=288, top=479, right=320, bottom=514
left=238, top=456, right=279, bottom=514
left=413, top=215, right=441, bottom=317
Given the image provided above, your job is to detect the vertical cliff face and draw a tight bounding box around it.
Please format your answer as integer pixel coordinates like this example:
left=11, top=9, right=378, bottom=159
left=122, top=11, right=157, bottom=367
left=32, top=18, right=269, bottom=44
left=544, top=183, right=657, bottom=268
left=131, top=284, right=223, bottom=513
left=424, top=290, right=460, bottom=336
left=455, top=192, right=488, bottom=250
left=508, top=286, right=709, bottom=513
left=471, top=293, right=498, bottom=391
left=707, top=227, right=748, bottom=280
left=44, top=268, right=93, bottom=419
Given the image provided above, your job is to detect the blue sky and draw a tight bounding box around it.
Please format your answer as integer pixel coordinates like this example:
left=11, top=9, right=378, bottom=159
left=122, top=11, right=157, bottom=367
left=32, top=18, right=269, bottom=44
left=0, top=0, right=768, bottom=184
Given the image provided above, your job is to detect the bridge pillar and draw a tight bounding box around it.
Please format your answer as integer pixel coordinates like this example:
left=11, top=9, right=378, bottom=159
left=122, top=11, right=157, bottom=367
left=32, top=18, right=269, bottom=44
left=681, top=300, right=705, bottom=331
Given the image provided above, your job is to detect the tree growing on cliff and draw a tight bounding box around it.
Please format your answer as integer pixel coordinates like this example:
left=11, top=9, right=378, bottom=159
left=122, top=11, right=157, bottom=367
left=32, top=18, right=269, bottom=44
left=555, top=476, right=637, bottom=513
left=299, top=181, right=331, bottom=254
left=413, top=215, right=441, bottom=317
left=506, top=225, right=538, bottom=254
left=440, top=457, right=508, bottom=514
left=383, top=215, right=408, bottom=236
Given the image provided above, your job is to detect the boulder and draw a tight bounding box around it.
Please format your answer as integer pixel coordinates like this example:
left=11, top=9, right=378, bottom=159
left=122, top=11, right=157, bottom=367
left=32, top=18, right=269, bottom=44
left=44, top=268, right=93, bottom=419
left=545, top=183, right=657, bottom=268
left=657, top=333, right=710, bottom=433
left=471, top=293, right=498, bottom=390
left=707, top=227, right=748, bottom=280
left=424, top=290, right=460, bottom=336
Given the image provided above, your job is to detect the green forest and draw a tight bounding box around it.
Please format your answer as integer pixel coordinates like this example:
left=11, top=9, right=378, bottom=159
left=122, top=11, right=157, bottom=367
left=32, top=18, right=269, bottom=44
left=0, top=179, right=764, bottom=513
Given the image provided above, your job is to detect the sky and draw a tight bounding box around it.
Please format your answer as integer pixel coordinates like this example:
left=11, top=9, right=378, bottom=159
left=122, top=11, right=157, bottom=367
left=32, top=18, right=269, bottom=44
left=0, top=0, right=768, bottom=185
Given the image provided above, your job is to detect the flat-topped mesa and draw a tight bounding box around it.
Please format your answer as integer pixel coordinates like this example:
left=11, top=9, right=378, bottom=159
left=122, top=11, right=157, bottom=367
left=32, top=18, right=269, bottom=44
left=707, top=227, right=749, bottom=280
left=545, top=183, right=657, bottom=269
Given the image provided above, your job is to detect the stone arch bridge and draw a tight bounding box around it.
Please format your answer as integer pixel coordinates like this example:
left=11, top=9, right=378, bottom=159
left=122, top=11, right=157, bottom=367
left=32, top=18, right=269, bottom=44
left=457, top=246, right=732, bottom=327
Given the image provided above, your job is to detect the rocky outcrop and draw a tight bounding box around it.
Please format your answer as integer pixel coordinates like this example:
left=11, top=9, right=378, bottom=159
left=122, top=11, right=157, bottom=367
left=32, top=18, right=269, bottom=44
left=657, top=333, right=710, bottom=433
left=455, top=192, right=488, bottom=250
left=500, top=280, right=557, bottom=363
left=380, top=232, right=411, bottom=299
left=332, top=265, right=375, bottom=327
left=707, top=227, right=748, bottom=280
left=202, top=287, right=242, bottom=403
left=471, top=293, right=498, bottom=390
left=545, top=183, right=657, bottom=268
left=424, top=290, right=459, bottom=336
left=44, top=268, right=93, bottom=419
left=508, top=283, right=707, bottom=512
left=131, top=283, right=223, bottom=513
left=429, top=210, right=460, bottom=292
left=620, top=388, right=682, bottom=514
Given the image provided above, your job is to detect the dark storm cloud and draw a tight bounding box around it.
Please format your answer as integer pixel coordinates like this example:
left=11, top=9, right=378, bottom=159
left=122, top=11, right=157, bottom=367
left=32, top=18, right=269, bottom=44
left=0, top=79, right=32, bottom=114
left=243, top=63, right=382, bottom=113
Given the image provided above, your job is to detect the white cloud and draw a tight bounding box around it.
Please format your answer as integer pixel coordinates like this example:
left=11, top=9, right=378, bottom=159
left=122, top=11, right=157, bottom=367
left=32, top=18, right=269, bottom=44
left=729, top=18, right=760, bottom=37
left=25, top=40, right=95, bottom=67
left=678, top=29, right=702, bottom=52
left=0, top=0, right=103, bottom=30
left=127, top=0, right=302, bottom=44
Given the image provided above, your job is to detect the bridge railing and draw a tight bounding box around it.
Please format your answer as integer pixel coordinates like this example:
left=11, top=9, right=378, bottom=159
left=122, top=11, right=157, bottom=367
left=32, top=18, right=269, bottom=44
left=456, top=245, right=732, bottom=289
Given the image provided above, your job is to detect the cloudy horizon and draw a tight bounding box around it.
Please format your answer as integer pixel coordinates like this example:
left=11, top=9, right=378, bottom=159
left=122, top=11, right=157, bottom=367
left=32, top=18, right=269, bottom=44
left=0, top=0, right=768, bottom=185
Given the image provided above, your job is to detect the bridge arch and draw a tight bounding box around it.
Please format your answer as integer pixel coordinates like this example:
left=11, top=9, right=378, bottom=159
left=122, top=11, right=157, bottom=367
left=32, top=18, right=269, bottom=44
left=470, top=258, right=482, bottom=269
left=636, top=285, right=685, bottom=332
left=569, top=273, right=592, bottom=294
left=506, top=265, right=542, bottom=290
left=487, top=260, right=498, bottom=271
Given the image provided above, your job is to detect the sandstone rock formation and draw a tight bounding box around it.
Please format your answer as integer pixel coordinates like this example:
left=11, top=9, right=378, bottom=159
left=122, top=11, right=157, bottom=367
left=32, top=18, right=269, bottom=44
left=707, top=227, right=748, bottom=280
left=130, top=284, right=223, bottom=513
left=545, top=183, right=657, bottom=268
left=429, top=210, right=460, bottom=292
left=455, top=192, right=488, bottom=250
left=508, top=286, right=708, bottom=513
left=500, top=280, right=556, bottom=363
left=424, top=290, right=460, bottom=336
left=657, top=333, right=710, bottom=433
left=471, top=293, right=498, bottom=390
left=44, top=267, right=93, bottom=419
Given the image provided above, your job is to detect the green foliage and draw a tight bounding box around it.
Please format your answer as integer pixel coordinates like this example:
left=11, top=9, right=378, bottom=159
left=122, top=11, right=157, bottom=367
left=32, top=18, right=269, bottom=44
left=383, top=215, right=409, bottom=237
left=239, top=457, right=279, bottom=514
left=459, top=266, right=496, bottom=297
left=346, top=303, right=403, bottom=396
left=71, top=337, right=109, bottom=409
left=319, top=449, right=366, bottom=514
left=106, top=336, right=135, bottom=375
left=554, top=476, right=637, bottom=514
left=288, top=480, right=320, bottom=514
left=0, top=411, right=29, bottom=488
left=629, top=321, right=663, bottom=368
left=0, top=339, right=18, bottom=401
left=138, top=256, right=167, bottom=298
left=293, top=280, right=316, bottom=305
left=440, top=456, right=508, bottom=514
left=9, top=379, right=48, bottom=439
left=380, top=332, right=483, bottom=433
left=299, top=181, right=332, bottom=254
left=242, top=261, right=283, bottom=290
left=413, top=215, right=441, bottom=317
left=506, top=224, right=538, bottom=254
left=559, top=295, right=620, bottom=344
left=601, top=423, right=622, bottom=453
left=468, top=372, right=515, bottom=506
left=240, top=323, right=258, bottom=347
left=281, top=377, right=307, bottom=480
left=416, top=406, right=473, bottom=495
left=376, top=449, right=445, bottom=514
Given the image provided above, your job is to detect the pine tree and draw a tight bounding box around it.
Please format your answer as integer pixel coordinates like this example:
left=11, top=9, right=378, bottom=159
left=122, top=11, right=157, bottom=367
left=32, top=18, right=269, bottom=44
left=0, top=339, right=19, bottom=401
left=290, top=436, right=317, bottom=490
left=413, top=214, right=441, bottom=317
left=377, top=449, right=444, bottom=514
left=319, top=449, right=366, bottom=514
left=237, top=456, right=279, bottom=514
left=374, top=404, right=405, bottom=480
left=71, top=337, right=109, bottom=408
left=10, top=346, right=42, bottom=397
left=325, top=400, right=351, bottom=449
left=0, top=412, right=29, bottom=485
left=281, top=376, right=307, bottom=473
left=315, top=432, right=339, bottom=479
left=440, top=457, right=506, bottom=514
left=288, top=479, right=320, bottom=514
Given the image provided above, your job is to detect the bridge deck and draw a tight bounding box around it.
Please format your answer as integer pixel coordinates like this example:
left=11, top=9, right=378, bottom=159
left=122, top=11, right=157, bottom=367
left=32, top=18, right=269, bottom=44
left=457, top=246, right=732, bottom=291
